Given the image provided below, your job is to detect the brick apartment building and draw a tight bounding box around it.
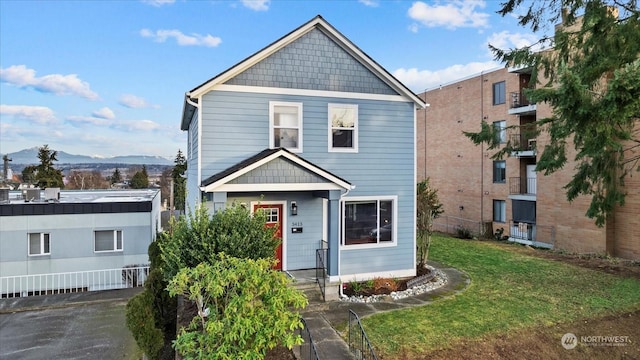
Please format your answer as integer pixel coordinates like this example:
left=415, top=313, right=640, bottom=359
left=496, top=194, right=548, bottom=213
left=417, top=66, right=639, bottom=259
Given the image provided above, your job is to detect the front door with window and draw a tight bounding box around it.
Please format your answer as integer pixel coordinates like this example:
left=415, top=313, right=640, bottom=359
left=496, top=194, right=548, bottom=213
left=253, top=204, right=283, bottom=270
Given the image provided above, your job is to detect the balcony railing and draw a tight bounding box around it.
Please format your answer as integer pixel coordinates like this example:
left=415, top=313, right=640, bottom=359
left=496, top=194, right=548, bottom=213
left=1, top=266, right=149, bottom=298
left=509, top=221, right=555, bottom=248
left=508, top=133, right=537, bottom=152
left=510, top=91, right=533, bottom=108
left=509, top=177, right=537, bottom=195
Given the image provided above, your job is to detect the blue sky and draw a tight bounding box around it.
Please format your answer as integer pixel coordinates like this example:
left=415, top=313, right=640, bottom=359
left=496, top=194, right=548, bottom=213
left=0, top=0, right=540, bottom=159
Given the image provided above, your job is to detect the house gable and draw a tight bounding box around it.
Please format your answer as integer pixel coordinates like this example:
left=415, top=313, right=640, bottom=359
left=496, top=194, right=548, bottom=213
left=201, top=148, right=351, bottom=192
left=224, top=28, right=396, bottom=95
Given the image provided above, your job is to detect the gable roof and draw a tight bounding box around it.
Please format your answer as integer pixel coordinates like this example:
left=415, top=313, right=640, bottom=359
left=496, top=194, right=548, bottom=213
left=201, top=148, right=352, bottom=192
left=182, top=15, right=426, bottom=130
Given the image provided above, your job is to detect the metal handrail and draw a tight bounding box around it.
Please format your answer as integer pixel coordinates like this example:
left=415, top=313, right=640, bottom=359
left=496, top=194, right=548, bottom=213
left=348, top=310, right=378, bottom=360
left=296, top=317, right=320, bottom=360
left=316, top=242, right=327, bottom=301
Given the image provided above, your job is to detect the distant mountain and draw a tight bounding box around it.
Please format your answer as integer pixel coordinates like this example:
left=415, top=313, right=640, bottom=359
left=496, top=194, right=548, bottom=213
left=2, top=147, right=173, bottom=165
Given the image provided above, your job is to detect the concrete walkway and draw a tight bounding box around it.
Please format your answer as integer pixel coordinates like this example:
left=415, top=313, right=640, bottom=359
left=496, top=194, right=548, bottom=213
left=292, top=261, right=471, bottom=359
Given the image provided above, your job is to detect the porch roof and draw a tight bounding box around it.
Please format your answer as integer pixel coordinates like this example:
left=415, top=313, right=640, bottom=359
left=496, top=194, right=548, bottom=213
left=200, top=148, right=352, bottom=193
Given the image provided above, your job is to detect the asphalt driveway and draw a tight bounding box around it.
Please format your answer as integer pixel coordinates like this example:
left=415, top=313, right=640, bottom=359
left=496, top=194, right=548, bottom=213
left=0, top=289, right=140, bottom=360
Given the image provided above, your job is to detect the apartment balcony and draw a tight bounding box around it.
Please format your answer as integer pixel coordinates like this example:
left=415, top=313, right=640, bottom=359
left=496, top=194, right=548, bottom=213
left=509, top=177, right=536, bottom=201
left=508, top=91, right=536, bottom=115
left=509, top=133, right=536, bottom=157
left=508, top=221, right=554, bottom=249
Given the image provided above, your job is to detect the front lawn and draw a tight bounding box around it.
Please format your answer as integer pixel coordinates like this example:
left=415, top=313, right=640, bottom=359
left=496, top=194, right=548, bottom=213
left=362, top=235, right=640, bottom=359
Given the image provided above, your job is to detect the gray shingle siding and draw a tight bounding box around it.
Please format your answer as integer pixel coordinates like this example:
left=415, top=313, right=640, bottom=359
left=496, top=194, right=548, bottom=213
left=228, top=157, right=327, bottom=185
left=225, top=29, right=396, bottom=95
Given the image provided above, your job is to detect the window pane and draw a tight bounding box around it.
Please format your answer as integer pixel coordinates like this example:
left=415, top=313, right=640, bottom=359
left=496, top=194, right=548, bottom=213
left=493, top=161, right=506, bottom=183
left=43, top=234, right=50, bottom=254
left=493, top=120, right=506, bottom=143
left=274, top=128, right=298, bottom=148
left=274, top=106, right=298, bottom=127
left=493, top=200, right=506, bottom=222
left=116, top=231, right=123, bottom=250
left=493, top=81, right=505, bottom=105
left=344, top=201, right=377, bottom=245
left=95, top=230, right=114, bottom=251
left=330, top=107, right=355, bottom=128
left=379, top=200, right=393, bottom=242
left=29, top=233, right=41, bottom=255
left=332, top=129, right=353, bottom=148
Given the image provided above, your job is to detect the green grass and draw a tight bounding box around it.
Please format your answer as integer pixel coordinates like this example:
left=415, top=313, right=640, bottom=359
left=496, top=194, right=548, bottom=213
left=362, top=235, right=640, bottom=358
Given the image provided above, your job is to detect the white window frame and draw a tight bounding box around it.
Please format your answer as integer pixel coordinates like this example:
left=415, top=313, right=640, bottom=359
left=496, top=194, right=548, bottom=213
left=269, top=101, right=303, bottom=153
left=328, top=103, right=358, bottom=153
left=340, top=195, right=397, bottom=249
left=94, top=230, right=123, bottom=253
left=28, top=232, right=50, bottom=256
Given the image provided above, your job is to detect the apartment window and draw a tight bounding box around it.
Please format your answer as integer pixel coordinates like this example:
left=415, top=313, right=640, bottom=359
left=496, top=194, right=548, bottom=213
left=28, top=233, right=50, bottom=256
left=493, top=200, right=506, bottom=223
left=493, top=120, right=506, bottom=143
left=270, top=101, right=302, bottom=152
left=493, top=81, right=506, bottom=105
left=328, top=103, right=358, bottom=152
left=94, top=230, right=123, bottom=252
left=342, top=197, right=395, bottom=246
left=493, top=160, right=506, bottom=183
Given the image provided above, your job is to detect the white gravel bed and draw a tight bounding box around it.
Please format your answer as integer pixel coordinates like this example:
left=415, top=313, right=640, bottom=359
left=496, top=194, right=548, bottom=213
left=340, top=267, right=448, bottom=303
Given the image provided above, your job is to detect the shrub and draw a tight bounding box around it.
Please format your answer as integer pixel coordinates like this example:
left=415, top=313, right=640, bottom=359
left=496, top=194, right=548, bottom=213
left=456, top=226, right=473, bottom=239
left=493, top=227, right=509, bottom=241
left=126, top=290, right=164, bottom=359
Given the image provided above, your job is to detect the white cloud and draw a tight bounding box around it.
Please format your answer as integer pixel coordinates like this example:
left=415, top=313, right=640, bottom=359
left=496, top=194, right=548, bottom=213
left=140, top=28, right=222, bottom=47
left=393, top=60, right=500, bottom=92
left=358, top=0, right=379, bottom=7
left=92, top=107, right=115, bottom=119
left=0, top=65, right=99, bottom=100
left=0, top=104, right=57, bottom=124
left=141, top=0, right=175, bottom=6
left=241, top=0, right=270, bottom=11
left=66, top=115, right=109, bottom=126
left=487, top=31, right=539, bottom=51
left=120, top=119, right=161, bottom=131
left=408, top=0, right=490, bottom=30
left=118, top=94, right=157, bottom=109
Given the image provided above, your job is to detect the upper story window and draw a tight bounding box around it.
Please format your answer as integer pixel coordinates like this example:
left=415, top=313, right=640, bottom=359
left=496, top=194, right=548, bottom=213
left=493, top=160, right=506, bottom=183
left=493, top=120, right=506, bottom=143
left=328, top=103, right=358, bottom=152
left=95, top=230, right=123, bottom=252
left=342, top=196, right=396, bottom=247
left=270, top=101, right=302, bottom=152
left=493, top=81, right=506, bottom=105
left=28, top=233, right=50, bottom=256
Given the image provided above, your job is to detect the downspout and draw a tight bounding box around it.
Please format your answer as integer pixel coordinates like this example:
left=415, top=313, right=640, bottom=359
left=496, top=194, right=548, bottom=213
left=480, top=72, right=485, bottom=232
left=186, top=93, right=201, bottom=208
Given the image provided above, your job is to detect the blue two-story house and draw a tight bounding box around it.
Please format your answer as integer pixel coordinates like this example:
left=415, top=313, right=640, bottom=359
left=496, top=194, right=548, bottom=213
left=180, top=16, right=426, bottom=290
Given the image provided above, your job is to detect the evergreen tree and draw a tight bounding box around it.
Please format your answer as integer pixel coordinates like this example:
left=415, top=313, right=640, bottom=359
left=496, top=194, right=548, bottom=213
left=465, top=0, right=640, bottom=226
left=32, top=145, right=64, bottom=189
left=171, top=150, right=187, bottom=211
left=110, top=168, right=122, bottom=185
left=130, top=167, right=149, bottom=189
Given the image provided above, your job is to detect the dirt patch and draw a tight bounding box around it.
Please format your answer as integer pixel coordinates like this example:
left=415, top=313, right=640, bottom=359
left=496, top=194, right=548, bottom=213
left=402, top=310, right=640, bottom=360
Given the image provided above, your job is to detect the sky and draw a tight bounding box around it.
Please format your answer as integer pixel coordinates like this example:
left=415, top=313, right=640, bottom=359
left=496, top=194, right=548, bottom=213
left=0, top=0, right=542, bottom=159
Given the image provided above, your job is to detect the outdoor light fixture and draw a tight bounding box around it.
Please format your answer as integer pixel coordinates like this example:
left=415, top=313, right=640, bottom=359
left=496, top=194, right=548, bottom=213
left=290, top=201, right=298, bottom=216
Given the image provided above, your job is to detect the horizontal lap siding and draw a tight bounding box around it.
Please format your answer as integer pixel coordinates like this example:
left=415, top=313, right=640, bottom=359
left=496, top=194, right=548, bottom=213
left=200, top=90, right=415, bottom=276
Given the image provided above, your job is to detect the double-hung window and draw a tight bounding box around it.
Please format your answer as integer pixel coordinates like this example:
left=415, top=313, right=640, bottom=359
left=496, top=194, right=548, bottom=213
left=493, top=200, right=506, bottom=223
left=493, top=160, right=506, bottom=183
left=328, top=103, right=358, bottom=152
left=342, top=196, right=396, bottom=246
left=493, top=81, right=506, bottom=105
left=28, top=233, right=50, bottom=256
left=270, top=101, right=302, bottom=152
left=94, top=230, right=123, bottom=252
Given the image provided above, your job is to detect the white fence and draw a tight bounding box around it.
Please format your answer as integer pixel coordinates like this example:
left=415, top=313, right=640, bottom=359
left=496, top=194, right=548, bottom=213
left=1, top=265, right=149, bottom=298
